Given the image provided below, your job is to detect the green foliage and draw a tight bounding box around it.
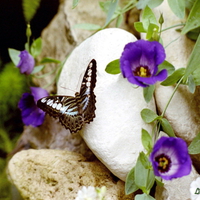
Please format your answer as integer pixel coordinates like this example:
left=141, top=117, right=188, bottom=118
left=135, top=193, right=155, bottom=200
left=0, top=157, right=12, bottom=200
left=182, top=0, right=200, bottom=34
left=125, top=151, right=156, bottom=197
left=134, top=152, right=155, bottom=194
left=161, top=68, right=185, bottom=86
left=188, top=132, right=200, bottom=154
left=72, top=0, right=80, bottom=9
left=0, top=63, right=27, bottom=123
left=8, top=48, right=20, bottom=66
left=187, top=75, right=196, bottom=93
left=143, top=85, right=155, bottom=103
left=141, top=6, right=158, bottom=31
left=141, top=129, right=153, bottom=153
left=158, top=60, right=175, bottom=76
left=31, top=37, right=42, bottom=58
left=40, top=57, right=61, bottom=64
left=73, top=23, right=102, bottom=31
left=141, top=109, right=175, bottom=137
left=141, top=109, right=160, bottom=123
left=134, top=6, right=160, bottom=41
left=159, top=118, right=175, bottom=137
left=105, top=59, right=120, bottom=74
left=125, top=167, right=139, bottom=194
left=136, top=0, right=163, bottom=9
left=22, top=0, right=41, bottom=22
left=104, top=0, right=120, bottom=27
left=184, top=34, right=200, bottom=82
left=167, top=0, right=185, bottom=19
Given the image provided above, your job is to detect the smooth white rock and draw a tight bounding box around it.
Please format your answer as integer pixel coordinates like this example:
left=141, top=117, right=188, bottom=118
left=58, top=28, right=156, bottom=181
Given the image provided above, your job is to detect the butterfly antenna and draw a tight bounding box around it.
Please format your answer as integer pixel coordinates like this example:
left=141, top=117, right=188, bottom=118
left=59, top=85, right=77, bottom=93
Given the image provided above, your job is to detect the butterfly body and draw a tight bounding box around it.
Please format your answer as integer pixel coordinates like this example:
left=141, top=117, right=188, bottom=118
left=37, top=59, right=97, bottom=133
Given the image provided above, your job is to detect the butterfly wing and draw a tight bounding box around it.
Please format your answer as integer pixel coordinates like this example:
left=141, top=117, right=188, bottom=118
left=77, top=59, right=97, bottom=123
left=37, top=59, right=97, bottom=133
left=37, top=95, right=84, bottom=133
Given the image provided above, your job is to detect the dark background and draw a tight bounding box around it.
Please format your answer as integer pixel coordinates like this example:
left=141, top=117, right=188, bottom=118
left=0, top=0, right=60, bottom=68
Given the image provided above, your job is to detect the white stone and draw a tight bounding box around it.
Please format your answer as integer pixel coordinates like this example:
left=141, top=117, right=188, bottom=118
left=155, top=167, right=199, bottom=200
left=58, top=28, right=156, bottom=181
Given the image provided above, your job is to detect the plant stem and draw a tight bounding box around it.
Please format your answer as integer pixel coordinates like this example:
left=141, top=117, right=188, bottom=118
left=161, top=76, right=184, bottom=117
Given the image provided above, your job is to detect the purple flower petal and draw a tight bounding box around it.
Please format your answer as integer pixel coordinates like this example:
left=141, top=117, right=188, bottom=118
left=120, top=40, right=167, bottom=87
left=150, top=137, right=192, bottom=180
left=136, top=69, right=168, bottom=85
left=17, top=50, right=35, bottom=75
left=30, top=87, right=49, bottom=103
left=18, top=87, right=49, bottom=127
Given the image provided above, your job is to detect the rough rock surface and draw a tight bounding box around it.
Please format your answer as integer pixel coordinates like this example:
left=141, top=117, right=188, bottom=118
left=58, top=28, right=156, bottom=181
left=7, top=149, right=134, bottom=200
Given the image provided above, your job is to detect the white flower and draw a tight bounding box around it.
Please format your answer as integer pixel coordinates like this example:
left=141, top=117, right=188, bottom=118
left=75, top=186, right=97, bottom=200
left=190, top=177, right=200, bottom=200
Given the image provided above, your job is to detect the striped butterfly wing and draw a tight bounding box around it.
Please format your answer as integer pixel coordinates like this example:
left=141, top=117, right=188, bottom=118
left=37, top=59, right=97, bottom=133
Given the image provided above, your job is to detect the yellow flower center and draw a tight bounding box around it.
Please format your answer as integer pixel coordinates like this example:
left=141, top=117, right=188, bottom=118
left=155, top=154, right=171, bottom=173
left=134, top=66, right=151, bottom=77
left=158, top=157, right=169, bottom=170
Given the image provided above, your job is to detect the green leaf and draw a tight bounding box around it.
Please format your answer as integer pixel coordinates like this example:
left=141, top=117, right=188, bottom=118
left=141, top=129, right=153, bottom=152
left=167, top=0, right=185, bottom=19
left=182, top=0, right=200, bottom=34
left=31, top=37, right=42, bottom=58
left=73, top=23, right=101, bottom=31
left=31, top=65, right=44, bottom=74
left=146, top=23, right=159, bottom=40
left=158, top=60, right=175, bottom=76
left=139, top=152, right=151, bottom=169
left=8, top=48, right=20, bottom=66
left=155, top=176, right=164, bottom=187
left=135, top=193, right=155, bottom=200
left=136, top=0, right=163, bottom=9
left=161, top=68, right=185, bottom=86
left=22, top=0, right=41, bottom=22
left=72, top=0, right=80, bottom=8
left=186, top=27, right=200, bottom=41
left=143, top=85, right=155, bottom=103
left=185, top=0, right=197, bottom=10
left=0, top=129, right=13, bottom=153
left=188, top=75, right=196, bottom=93
left=116, top=14, right=123, bottom=27
left=141, top=108, right=159, bottom=123
left=0, top=63, right=27, bottom=122
left=184, top=34, right=200, bottom=81
left=191, top=63, right=200, bottom=86
left=142, top=6, right=158, bottom=31
left=188, top=132, right=200, bottom=154
left=105, top=59, right=120, bottom=74
left=134, top=22, right=146, bottom=33
left=135, top=153, right=155, bottom=193
left=159, top=118, right=175, bottom=137
left=125, top=167, right=139, bottom=195
left=40, top=57, right=61, bottom=64
left=104, top=0, right=119, bottom=27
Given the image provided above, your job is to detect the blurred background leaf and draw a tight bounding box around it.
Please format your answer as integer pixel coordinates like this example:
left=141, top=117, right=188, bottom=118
left=22, top=0, right=41, bottom=22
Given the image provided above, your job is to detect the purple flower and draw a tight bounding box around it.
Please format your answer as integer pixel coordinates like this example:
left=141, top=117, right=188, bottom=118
left=150, top=136, right=192, bottom=180
left=120, top=40, right=167, bottom=87
left=18, top=87, right=48, bottom=127
left=17, top=50, right=35, bottom=75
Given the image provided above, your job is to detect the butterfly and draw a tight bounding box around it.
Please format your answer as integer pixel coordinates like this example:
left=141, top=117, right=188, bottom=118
left=37, top=59, right=97, bottom=133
